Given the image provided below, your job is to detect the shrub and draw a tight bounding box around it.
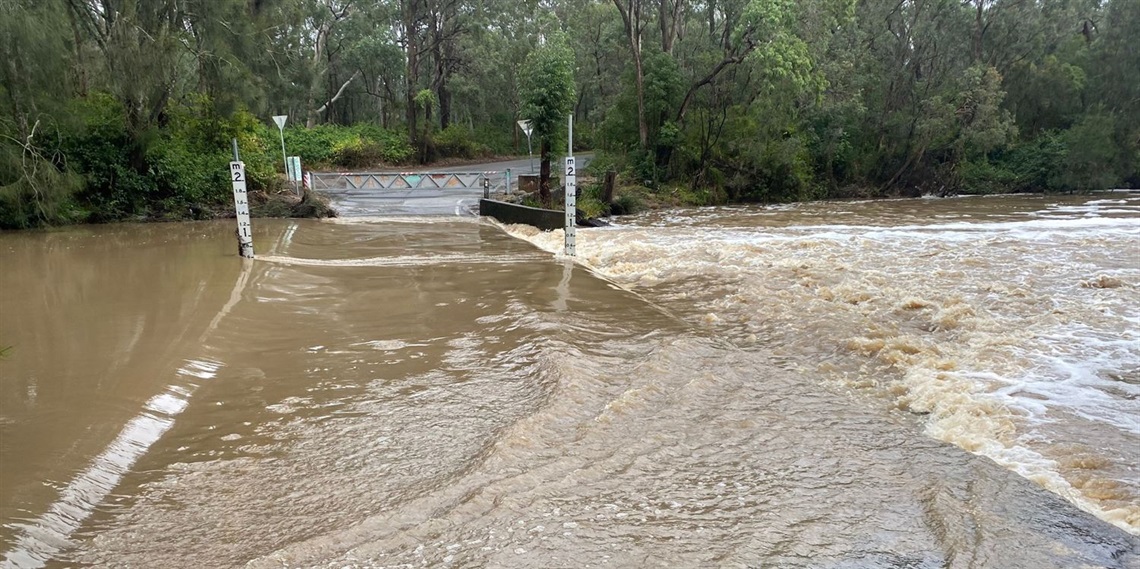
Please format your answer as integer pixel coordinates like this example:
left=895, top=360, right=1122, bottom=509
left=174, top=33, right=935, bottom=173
left=472, top=123, right=515, bottom=155
left=283, top=124, right=345, bottom=166
left=331, top=136, right=384, bottom=168
left=957, top=159, right=1019, bottom=195
left=0, top=148, right=85, bottom=229
left=576, top=195, right=609, bottom=219
left=145, top=138, right=231, bottom=219
left=61, top=94, right=156, bottom=221
left=610, top=192, right=644, bottom=215
left=435, top=125, right=490, bottom=159
left=280, top=124, right=413, bottom=169
left=366, top=127, right=414, bottom=164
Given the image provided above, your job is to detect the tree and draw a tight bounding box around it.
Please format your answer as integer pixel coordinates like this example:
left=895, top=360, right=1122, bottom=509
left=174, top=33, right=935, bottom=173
left=611, top=0, right=650, bottom=148
left=519, top=31, right=577, bottom=204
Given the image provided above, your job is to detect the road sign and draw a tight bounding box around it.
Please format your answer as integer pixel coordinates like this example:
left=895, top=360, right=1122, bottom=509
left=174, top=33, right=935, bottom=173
left=287, top=156, right=301, bottom=182
left=273, top=115, right=289, bottom=191
left=564, top=156, right=577, bottom=256
left=230, top=161, right=254, bottom=258
left=519, top=120, right=535, bottom=173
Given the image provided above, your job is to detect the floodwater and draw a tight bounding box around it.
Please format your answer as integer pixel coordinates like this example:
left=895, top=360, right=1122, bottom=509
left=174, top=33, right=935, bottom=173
left=1, top=194, right=1138, bottom=568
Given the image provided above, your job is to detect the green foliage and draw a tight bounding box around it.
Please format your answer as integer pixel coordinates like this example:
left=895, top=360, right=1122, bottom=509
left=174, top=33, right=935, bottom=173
left=610, top=192, right=645, bottom=216
left=953, top=66, right=1018, bottom=160
left=145, top=137, right=230, bottom=218
left=471, top=123, right=516, bottom=156
left=147, top=99, right=279, bottom=218
left=576, top=195, right=608, bottom=219
left=60, top=94, right=156, bottom=221
left=4, top=0, right=1140, bottom=230
left=414, top=90, right=438, bottom=114
left=956, top=159, right=1020, bottom=195
left=330, top=136, right=384, bottom=169
left=1000, top=134, right=1067, bottom=193
left=585, top=153, right=621, bottom=177
left=286, top=124, right=413, bottom=168
left=435, top=125, right=491, bottom=159
left=601, top=49, right=685, bottom=154
left=1062, top=112, right=1122, bottom=192
left=519, top=32, right=577, bottom=146
left=0, top=147, right=85, bottom=229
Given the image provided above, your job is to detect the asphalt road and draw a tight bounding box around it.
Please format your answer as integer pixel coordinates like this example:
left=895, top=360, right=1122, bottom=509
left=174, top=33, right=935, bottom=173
left=320, top=154, right=592, bottom=217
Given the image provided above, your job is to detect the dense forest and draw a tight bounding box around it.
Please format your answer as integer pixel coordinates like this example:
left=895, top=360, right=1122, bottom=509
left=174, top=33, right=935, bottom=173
left=1, top=0, right=1137, bottom=228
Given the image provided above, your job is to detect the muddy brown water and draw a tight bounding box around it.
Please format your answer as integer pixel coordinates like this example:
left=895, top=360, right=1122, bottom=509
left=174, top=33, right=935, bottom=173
left=1, top=194, right=1138, bottom=568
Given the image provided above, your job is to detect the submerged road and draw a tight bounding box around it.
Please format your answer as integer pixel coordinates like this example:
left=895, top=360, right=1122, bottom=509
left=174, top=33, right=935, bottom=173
left=320, top=154, right=593, bottom=217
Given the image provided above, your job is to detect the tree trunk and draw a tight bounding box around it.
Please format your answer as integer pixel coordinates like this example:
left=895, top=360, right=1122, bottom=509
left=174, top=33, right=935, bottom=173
left=68, top=7, right=87, bottom=96
left=438, top=81, right=451, bottom=130
left=311, top=70, right=362, bottom=123
left=539, top=138, right=552, bottom=206
left=306, top=19, right=333, bottom=128
left=614, top=0, right=649, bottom=148
left=406, top=48, right=419, bottom=146
left=403, top=0, right=421, bottom=144
left=973, top=1, right=984, bottom=63
left=660, top=0, right=683, bottom=55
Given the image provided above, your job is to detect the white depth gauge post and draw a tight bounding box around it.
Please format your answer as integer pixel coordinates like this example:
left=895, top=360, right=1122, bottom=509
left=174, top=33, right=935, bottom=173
left=230, top=159, right=254, bottom=258
left=564, top=156, right=577, bottom=256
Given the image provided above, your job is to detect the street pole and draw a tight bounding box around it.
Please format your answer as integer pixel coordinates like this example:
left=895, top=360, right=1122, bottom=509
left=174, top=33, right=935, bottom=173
left=527, top=133, right=534, bottom=174
left=519, top=120, right=534, bottom=174
left=273, top=115, right=288, bottom=187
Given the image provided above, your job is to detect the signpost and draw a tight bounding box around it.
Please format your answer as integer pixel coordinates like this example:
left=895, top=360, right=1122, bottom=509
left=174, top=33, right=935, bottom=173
left=230, top=141, right=254, bottom=258
left=517, top=119, right=534, bottom=173
left=272, top=115, right=289, bottom=191
left=287, top=155, right=302, bottom=195
left=564, top=156, right=577, bottom=256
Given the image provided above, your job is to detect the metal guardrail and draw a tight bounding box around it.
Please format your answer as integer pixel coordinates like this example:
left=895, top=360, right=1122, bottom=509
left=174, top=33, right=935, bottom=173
left=310, top=171, right=504, bottom=192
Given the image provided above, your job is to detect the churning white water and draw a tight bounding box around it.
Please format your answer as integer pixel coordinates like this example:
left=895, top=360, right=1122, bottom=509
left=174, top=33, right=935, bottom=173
left=506, top=192, right=1140, bottom=534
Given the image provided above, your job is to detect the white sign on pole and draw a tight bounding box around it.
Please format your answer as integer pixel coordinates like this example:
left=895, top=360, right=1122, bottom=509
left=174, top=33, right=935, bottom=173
left=564, top=156, right=577, bottom=256
left=518, top=119, right=535, bottom=173
left=287, top=156, right=301, bottom=181
left=273, top=115, right=289, bottom=189
left=230, top=161, right=254, bottom=258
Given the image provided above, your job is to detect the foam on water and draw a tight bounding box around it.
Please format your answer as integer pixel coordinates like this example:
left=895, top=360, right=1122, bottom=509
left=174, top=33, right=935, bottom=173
left=257, top=252, right=549, bottom=267
left=504, top=193, right=1140, bottom=534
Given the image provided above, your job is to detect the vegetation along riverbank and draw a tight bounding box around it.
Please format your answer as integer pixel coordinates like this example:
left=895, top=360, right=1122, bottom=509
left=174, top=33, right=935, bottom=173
left=2, top=0, right=1137, bottom=230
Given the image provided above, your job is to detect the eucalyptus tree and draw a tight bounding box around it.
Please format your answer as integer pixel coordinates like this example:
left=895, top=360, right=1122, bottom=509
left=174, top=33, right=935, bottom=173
left=519, top=29, right=577, bottom=203
left=301, top=0, right=360, bottom=126
left=0, top=0, right=84, bottom=228
left=610, top=0, right=651, bottom=148
left=64, top=0, right=186, bottom=135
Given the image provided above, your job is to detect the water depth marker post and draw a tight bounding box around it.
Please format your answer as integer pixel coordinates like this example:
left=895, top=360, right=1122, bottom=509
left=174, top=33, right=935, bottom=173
left=564, top=155, right=577, bottom=256
left=230, top=138, right=254, bottom=258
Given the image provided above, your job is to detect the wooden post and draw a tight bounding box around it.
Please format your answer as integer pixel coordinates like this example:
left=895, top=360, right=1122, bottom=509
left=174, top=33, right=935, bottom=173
left=603, top=170, right=616, bottom=204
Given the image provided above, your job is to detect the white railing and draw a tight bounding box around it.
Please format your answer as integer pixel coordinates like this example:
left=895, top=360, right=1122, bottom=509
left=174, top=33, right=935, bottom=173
left=310, top=171, right=505, bottom=193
